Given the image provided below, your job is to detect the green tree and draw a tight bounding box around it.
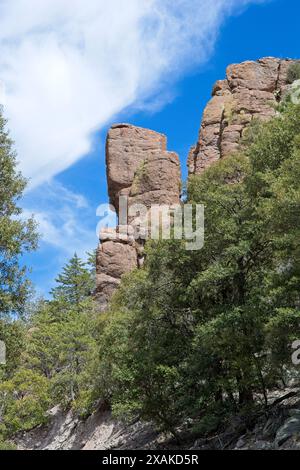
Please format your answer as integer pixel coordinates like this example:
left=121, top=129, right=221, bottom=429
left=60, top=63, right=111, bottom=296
left=86, top=249, right=97, bottom=287
left=0, top=296, right=100, bottom=439
left=51, top=253, right=94, bottom=308
left=0, top=368, right=50, bottom=434
left=0, top=319, right=25, bottom=380
left=0, top=108, right=37, bottom=317
left=24, top=297, right=100, bottom=413
left=0, top=108, right=38, bottom=443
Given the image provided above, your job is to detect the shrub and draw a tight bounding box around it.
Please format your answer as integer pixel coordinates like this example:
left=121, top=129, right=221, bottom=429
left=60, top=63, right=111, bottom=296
left=0, top=438, right=17, bottom=450
left=0, top=369, right=51, bottom=434
left=287, top=63, right=300, bottom=84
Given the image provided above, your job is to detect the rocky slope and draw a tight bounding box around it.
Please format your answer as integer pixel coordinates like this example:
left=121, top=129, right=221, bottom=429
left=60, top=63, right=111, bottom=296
left=15, top=405, right=159, bottom=450
left=15, top=387, right=300, bottom=450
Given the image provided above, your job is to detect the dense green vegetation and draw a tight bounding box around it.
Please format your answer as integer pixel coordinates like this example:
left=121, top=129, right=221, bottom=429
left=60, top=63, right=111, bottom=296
left=0, top=254, right=99, bottom=444
left=1, top=102, right=300, bottom=447
left=0, top=114, right=99, bottom=445
left=97, top=103, right=300, bottom=437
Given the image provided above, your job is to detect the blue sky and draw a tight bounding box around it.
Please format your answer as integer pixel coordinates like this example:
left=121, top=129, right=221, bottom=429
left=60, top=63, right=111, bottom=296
left=2, top=0, right=299, bottom=296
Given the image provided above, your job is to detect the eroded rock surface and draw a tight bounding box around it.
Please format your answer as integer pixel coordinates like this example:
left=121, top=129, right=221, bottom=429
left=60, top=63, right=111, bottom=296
left=96, top=229, right=138, bottom=310
left=106, top=124, right=180, bottom=210
left=188, top=57, right=300, bottom=175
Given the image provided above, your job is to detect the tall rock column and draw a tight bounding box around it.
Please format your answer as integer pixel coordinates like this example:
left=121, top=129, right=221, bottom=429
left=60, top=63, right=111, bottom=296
left=188, top=57, right=300, bottom=175
left=96, top=124, right=181, bottom=311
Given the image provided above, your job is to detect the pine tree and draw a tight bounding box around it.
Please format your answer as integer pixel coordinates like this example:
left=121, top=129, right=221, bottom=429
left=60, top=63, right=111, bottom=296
left=86, top=249, right=96, bottom=291
left=51, top=253, right=94, bottom=308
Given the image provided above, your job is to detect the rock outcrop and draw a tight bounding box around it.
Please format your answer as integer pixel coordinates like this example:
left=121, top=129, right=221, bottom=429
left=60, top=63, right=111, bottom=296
left=96, top=124, right=181, bottom=310
left=188, top=57, right=300, bottom=175
left=96, top=58, right=299, bottom=311
left=106, top=124, right=180, bottom=211
left=96, top=230, right=138, bottom=310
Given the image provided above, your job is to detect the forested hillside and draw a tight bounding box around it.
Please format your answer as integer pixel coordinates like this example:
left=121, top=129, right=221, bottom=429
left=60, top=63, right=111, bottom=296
left=1, top=68, right=300, bottom=450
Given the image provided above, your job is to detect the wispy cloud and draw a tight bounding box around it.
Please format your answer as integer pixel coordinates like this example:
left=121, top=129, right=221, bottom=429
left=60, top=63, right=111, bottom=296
left=22, top=181, right=96, bottom=257
left=0, top=0, right=268, bottom=187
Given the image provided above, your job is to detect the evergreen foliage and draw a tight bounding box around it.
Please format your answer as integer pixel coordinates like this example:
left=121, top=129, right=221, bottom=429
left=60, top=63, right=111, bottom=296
left=0, top=108, right=37, bottom=317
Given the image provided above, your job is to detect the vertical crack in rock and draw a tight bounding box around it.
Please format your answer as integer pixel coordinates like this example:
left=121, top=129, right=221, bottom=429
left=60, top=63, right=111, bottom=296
left=275, top=60, right=283, bottom=102
left=217, top=109, right=226, bottom=160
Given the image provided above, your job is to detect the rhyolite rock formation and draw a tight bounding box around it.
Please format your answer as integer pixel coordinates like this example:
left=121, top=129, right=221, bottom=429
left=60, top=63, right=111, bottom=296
left=188, top=57, right=300, bottom=175
left=96, top=57, right=299, bottom=311
left=106, top=124, right=181, bottom=211
left=96, top=228, right=138, bottom=310
left=96, top=124, right=181, bottom=310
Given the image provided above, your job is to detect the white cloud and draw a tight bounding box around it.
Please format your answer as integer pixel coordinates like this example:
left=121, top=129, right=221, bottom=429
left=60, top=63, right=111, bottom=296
left=0, top=0, right=268, bottom=187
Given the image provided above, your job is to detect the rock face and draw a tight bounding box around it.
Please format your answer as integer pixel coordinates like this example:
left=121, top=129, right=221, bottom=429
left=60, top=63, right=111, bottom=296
left=188, top=57, right=300, bottom=175
left=96, top=124, right=181, bottom=310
